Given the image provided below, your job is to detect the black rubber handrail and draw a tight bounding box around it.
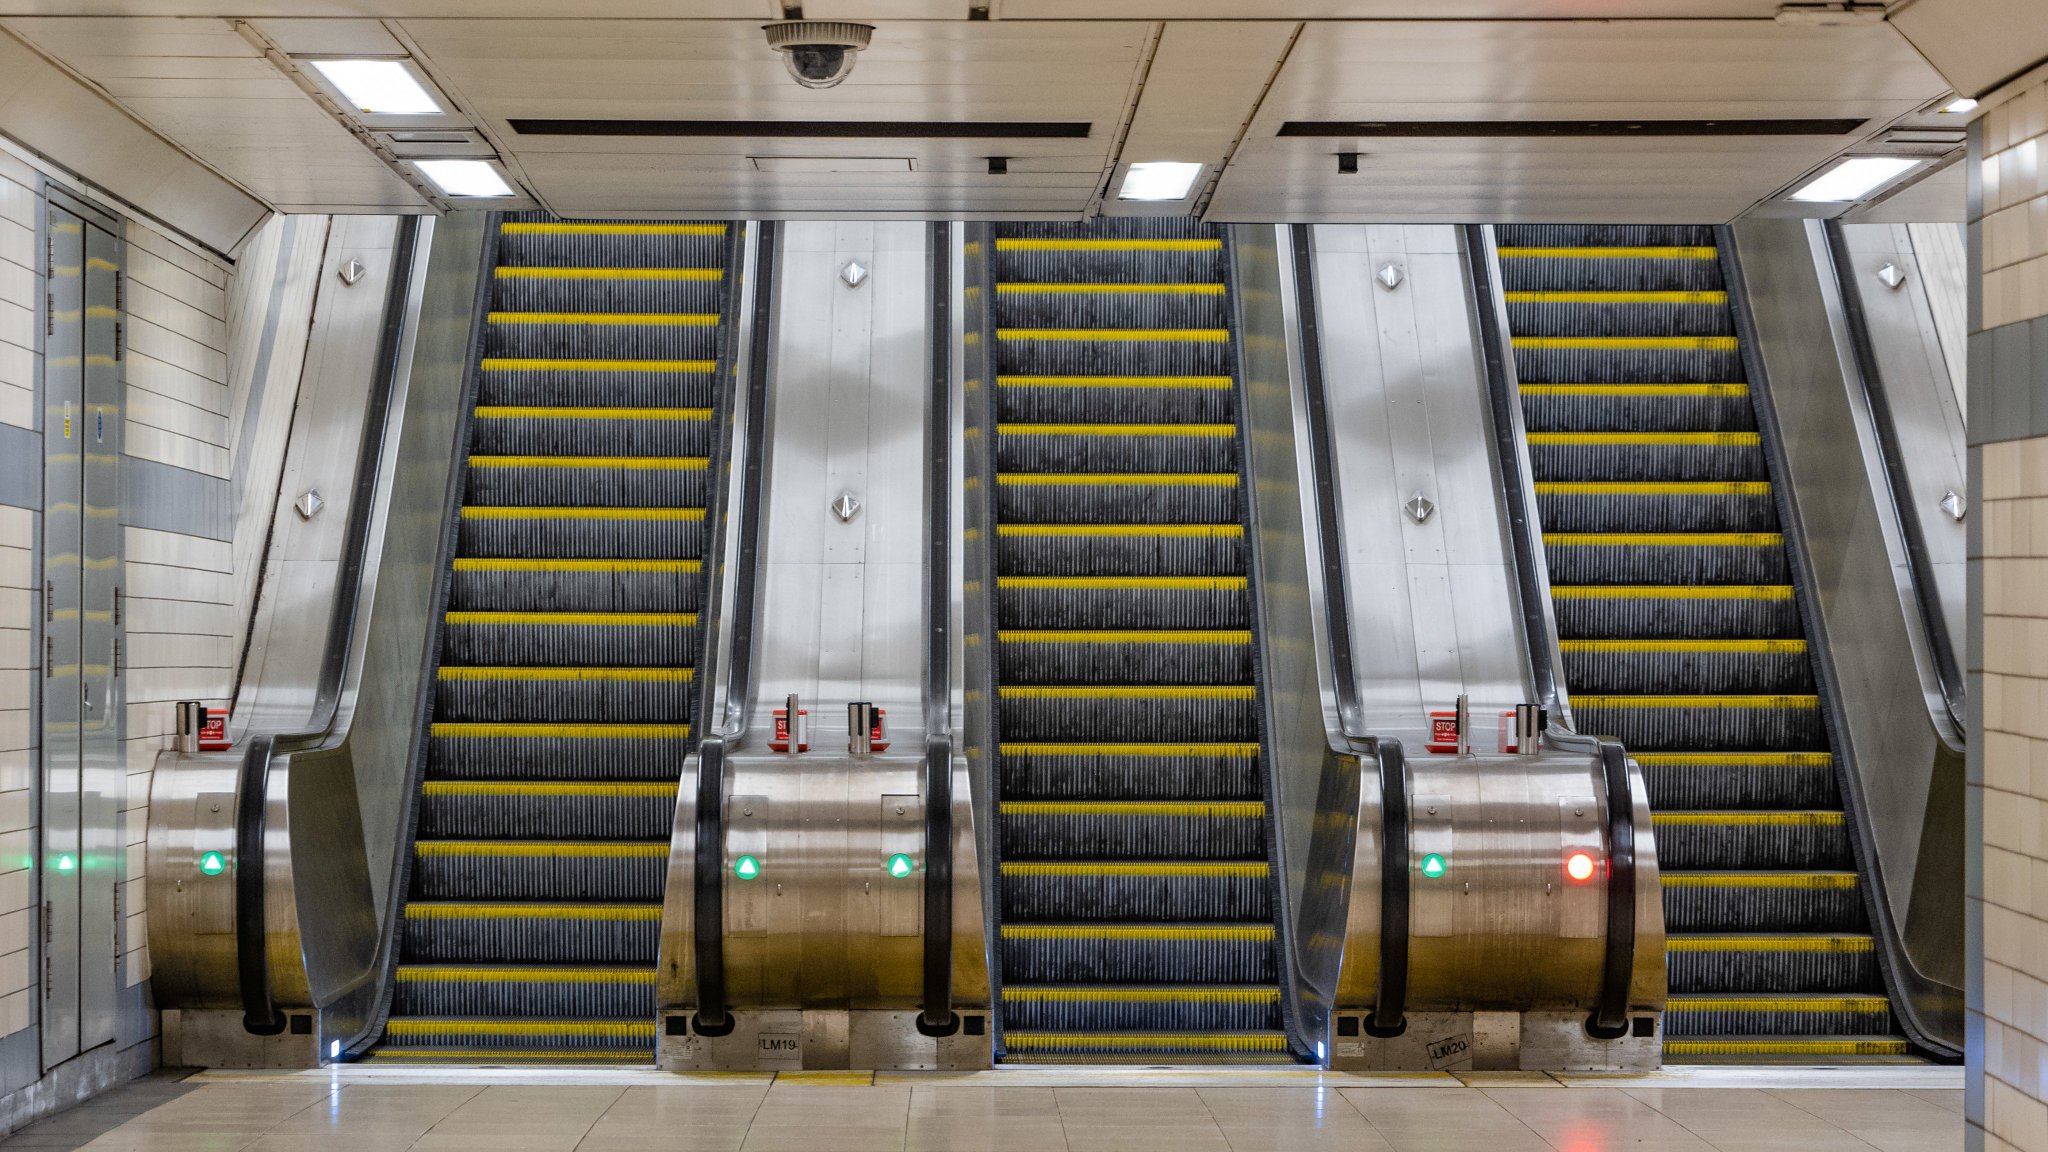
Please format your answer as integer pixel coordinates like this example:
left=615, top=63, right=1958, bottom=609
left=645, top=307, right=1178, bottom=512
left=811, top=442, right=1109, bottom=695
left=1365, top=739, right=1409, bottom=1037
left=692, top=221, right=776, bottom=1034
left=1588, top=740, right=1636, bottom=1038
left=919, top=221, right=958, bottom=1036
left=1718, top=226, right=1963, bottom=1062
left=1820, top=220, right=1967, bottom=737
left=236, top=216, right=421, bottom=1036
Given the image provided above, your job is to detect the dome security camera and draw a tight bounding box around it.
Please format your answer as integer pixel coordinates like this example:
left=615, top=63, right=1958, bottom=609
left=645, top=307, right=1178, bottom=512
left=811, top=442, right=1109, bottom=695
left=764, top=20, right=875, bottom=90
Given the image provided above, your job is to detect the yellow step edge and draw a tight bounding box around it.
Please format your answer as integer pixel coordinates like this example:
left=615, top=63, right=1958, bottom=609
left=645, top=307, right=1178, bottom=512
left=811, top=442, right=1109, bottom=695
left=998, top=375, right=1232, bottom=390
left=1504, top=291, right=1728, bottom=304
left=1667, top=996, right=1889, bottom=1012
left=1574, top=694, right=1819, bottom=709
left=415, top=841, right=668, bottom=858
left=1544, top=532, right=1783, bottom=546
left=1001, top=925, right=1274, bottom=941
left=452, top=558, right=701, bottom=572
left=998, top=576, right=1246, bottom=590
left=1551, top=584, right=1792, bottom=600
left=994, top=238, right=1221, bottom=252
left=1514, top=335, right=1739, bottom=351
left=1668, top=935, right=1873, bottom=953
left=1004, top=1033, right=1289, bottom=1051
left=999, top=801, right=1266, bottom=817
left=998, top=423, right=1236, bottom=437
left=997, top=283, right=1225, bottom=295
left=997, top=328, right=1229, bottom=343
left=460, top=506, right=704, bottom=521
left=997, top=472, right=1238, bottom=487
left=420, top=782, right=677, bottom=798
left=369, top=1049, right=655, bottom=1062
left=1000, top=742, right=1259, bottom=757
left=438, top=666, right=694, bottom=682
left=403, top=903, right=662, bottom=920
left=430, top=723, right=691, bottom=739
left=500, top=222, right=725, bottom=236
left=1652, top=811, right=1845, bottom=826
left=997, top=629, right=1251, bottom=644
left=1558, top=639, right=1806, bottom=653
left=1527, top=432, right=1759, bottom=446
left=1633, top=752, right=1834, bottom=767
left=488, top=312, right=718, bottom=326
left=396, top=967, right=657, bottom=984
left=444, top=611, right=696, bottom=626
left=495, top=267, right=721, bottom=281
left=1663, top=872, right=1857, bottom=889
left=1536, top=481, right=1771, bottom=496
left=997, top=523, right=1242, bottom=537
left=1497, top=246, right=1717, bottom=259
left=385, top=1019, right=658, bottom=1038
left=467, top=455, right=707, bottom=470
left=998, top=685, right=1255, bottom=700
left=1000, top=862, right=1269, bottom=877
left=481, top=358, right=717, bottom=373
left=1664, top=1038, right=1909, bottom=1057
left=473, top=406, right=712, bottom=421
left=1521, top=383, right=1748, bottom=396
left=1004, top=987, right=1277, bottom=1003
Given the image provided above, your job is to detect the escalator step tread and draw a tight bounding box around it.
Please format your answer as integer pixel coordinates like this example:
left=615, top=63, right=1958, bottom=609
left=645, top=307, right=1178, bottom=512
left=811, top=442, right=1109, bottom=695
left=1496, top=225, right=1906, bottom=1060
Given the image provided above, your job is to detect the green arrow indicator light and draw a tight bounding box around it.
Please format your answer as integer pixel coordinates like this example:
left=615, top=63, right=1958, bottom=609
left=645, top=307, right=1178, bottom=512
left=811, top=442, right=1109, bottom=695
left=198, top=852, right=227, bottom=876
left=887, top=853, right=915, bottom=878
left=733, top=855, right=761, bottom=880
left=56, top=854, right=75, bottom=874
left=1420, top=853, right=1447, bottom=878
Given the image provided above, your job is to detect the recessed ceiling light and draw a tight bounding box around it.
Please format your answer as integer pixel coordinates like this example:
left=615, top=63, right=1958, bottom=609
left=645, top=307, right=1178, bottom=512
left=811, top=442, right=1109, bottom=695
left=1789, top=156, right=1921, bottom=203
left=416, top=160, right=514, bottom=198
left=1942, top=97, right=1980, bottom=114
left=1118, top=161, right=1203, bottom=202
left=310, top=59, right=442, bottom=116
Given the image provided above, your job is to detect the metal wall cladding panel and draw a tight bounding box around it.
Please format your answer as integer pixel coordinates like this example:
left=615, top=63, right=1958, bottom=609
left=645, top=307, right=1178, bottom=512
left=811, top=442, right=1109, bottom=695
left=78, top=219, right=122, bottom=1053
left=41, top=203, right=85, bottom=1070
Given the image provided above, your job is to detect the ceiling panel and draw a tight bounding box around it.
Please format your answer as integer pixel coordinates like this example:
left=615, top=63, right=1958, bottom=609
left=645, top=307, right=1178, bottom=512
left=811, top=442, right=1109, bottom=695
left=1211, top=19, right=1951, bottom=223
left=399, top=18, right=1151, bottom=217
left=3, top=15, right=426, bottom=211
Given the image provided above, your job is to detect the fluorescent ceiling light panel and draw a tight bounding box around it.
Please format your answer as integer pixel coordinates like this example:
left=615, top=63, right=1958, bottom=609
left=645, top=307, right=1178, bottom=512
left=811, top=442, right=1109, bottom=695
left=1118, top=161, right=1203, bottom=202
left=311, top=59, right=442, bottom=116
left=1789, top=156, right=1920, bottom=202
left=1943, top=97, right=1980, bottom=114
left=416, top=160, right=514, bottom=198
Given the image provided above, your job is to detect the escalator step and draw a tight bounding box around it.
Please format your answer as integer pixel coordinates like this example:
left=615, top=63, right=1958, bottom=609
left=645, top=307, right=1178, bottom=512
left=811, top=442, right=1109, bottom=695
left=1001, top=1031, right=1291, bottom=1059
left=1497, top=250, right=1723, bottom=294
left=1661, top=1036, right=1911, bottom=1059
left=1571, top=696, right=1825, bottom=752
left=999, top=742, right=1262, bottom=800
left=493, top=266, right=722, bottom=315
left=996, top=473, right=1239, bottom=525
left=996, top=424, right=1239, bottom=474
left=393, top=966, right=655, bottom=1018
left=477, top=367, right=716, bottom=410
left=996, top=329, right=1232, bottom=377
left=1661, top=872, right=1865, bottom=933
left=997, top=686, right=1258, bottom=742
left=1000, top=862, right=1271, bottom=921
left=1551, top=585, right=1801, bottom=640
left=996, top=577, right=1250, bottom=630
left=418, top=782, right=677, bottom=840
left=995, top=284, right=1228, bottom=329
left=1650, top=811, right=1852, bottom=870
left=436, top=667, right=694, bottom=724
left=367, top=1047, right=652, bottom=1064
left=1504, top=292, right=1733, bottom=338
left=1000, top=986, right=1280, bottom=1032
left=995, top=630, right=1252, bottom=685
left=1521, top=383, right=1757, bottom=434
left=1498, top=224, right=1717, bottom=247
left=997, top=377, right=1236, bottom=425
left=1667, top=935, right=1878, bottom=994
left=485, top=313, right=721, bottom=361
left=450, top=559, right=703, bottom=614
left=428, top=724, right=691, bottom=779
left=1541, top=533, right=1787, bottom=586
left=458, top=506, right=705, bottom=560
left=1637, top=752, right=1840, bottom=811
left=464, top=455, right=709, bottom=508
left=412, top=842, right=666, bottom=901
left=401, top=902, right=660, bottom=964
left=998, top=801, right=1268, bottom=860
left=1527, top=432, right=1763, bottom=482
left=381, top=1016, right=656, bottom=1051
left=1559, top=639, right=1813, bottom=695
left=999, top=924, right=1276, bottom=984
left=470, top=407, right=713, bottom=456
left=996, top=523, right=1243, bottom=577
left=1535, top=481, right=1777, bottom=533
left=496, top=220, right=726, bottom=267
left=440, top=612, right=701, bottom=666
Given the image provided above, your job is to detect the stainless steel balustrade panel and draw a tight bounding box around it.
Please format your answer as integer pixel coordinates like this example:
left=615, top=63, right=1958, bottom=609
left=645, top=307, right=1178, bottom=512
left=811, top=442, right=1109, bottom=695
left=41, top=202, right=85, bottom=1070
left=79, top=216, right=122, bottom=1056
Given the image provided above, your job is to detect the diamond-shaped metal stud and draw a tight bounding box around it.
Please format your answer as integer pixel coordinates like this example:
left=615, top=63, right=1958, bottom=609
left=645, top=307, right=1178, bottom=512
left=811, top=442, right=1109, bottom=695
left=1376, top=263, right=1404, bottom=291
left=840, top=260, right=869, bottom=288
left=294, top=491, right=324, bottom=521
left=1939, top=490, right=1966, bottom=521
left=1404, top=492, right=1435, bottom=523
left=339, top=259, right=366, bottom=287
left=1877, top=263, right=1907, bottom=290
left=832, top=491, right=863, bottom=523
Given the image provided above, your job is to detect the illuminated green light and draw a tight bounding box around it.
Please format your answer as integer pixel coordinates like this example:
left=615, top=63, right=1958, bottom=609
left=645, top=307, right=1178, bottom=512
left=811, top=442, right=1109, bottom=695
left=1419, top=853, right=1447, bottom=879
left=887, top=853, right=915, bottom=879
left=198, top=851, right=227, bottom=877
left=734, top=855, right=761, bottom=880
left=55, top=854, right=75, bottom=873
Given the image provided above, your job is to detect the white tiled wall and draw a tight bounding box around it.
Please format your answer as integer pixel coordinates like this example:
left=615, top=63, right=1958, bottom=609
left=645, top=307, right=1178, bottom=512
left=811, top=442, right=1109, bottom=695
left=1979, top=84, right=2048, bottom=331
left=0, top=148, right=35, bottom=1038
left=0, top=150, right=32, bottom=432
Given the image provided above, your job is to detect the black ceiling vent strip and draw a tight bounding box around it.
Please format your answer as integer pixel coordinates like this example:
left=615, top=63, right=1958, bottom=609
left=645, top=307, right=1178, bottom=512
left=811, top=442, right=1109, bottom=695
left=509, top=118, right=1092, bottom=139
left=1278, top=118, right=1867, bottom=138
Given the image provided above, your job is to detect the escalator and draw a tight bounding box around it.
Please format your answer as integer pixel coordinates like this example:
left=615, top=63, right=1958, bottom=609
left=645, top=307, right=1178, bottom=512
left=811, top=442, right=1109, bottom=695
left=372, top=217, right=735, bottom=1062
left=979, top=220, right=1290, bottom=1063
left=1493, top=224, right=1906, bottom=1060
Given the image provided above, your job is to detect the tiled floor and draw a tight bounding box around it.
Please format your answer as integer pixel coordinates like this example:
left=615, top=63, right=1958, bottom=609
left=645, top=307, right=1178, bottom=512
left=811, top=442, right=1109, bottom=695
left=0, top=1067, right=1963, bottom=1152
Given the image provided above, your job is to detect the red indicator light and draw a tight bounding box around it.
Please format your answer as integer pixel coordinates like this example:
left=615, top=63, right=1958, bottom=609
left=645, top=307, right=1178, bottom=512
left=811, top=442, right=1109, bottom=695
left=1565, top=852, right=1597, bottom=882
